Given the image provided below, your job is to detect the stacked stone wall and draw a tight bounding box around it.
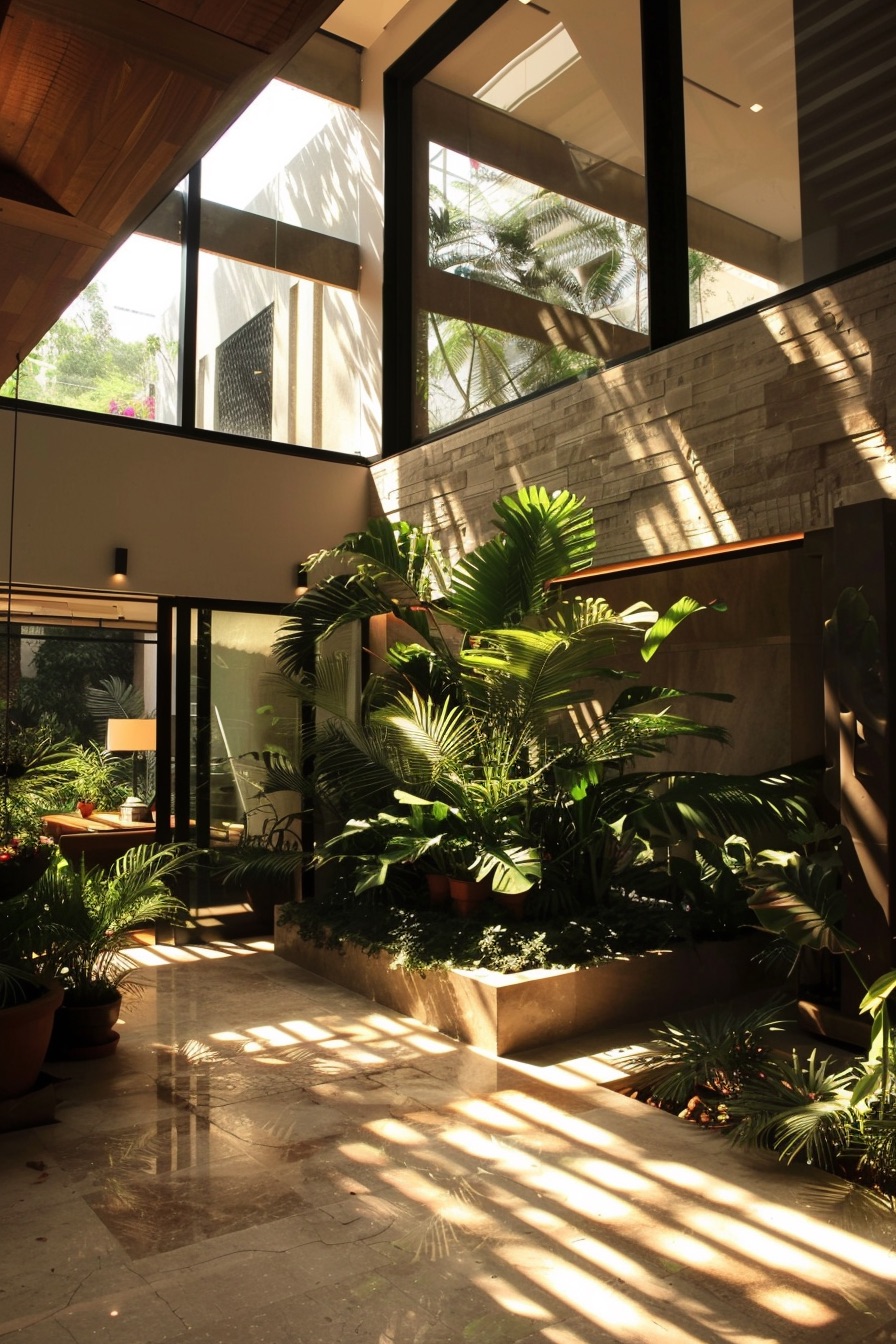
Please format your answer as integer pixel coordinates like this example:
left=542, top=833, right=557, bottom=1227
left=370, top=260, right=896, bottom=561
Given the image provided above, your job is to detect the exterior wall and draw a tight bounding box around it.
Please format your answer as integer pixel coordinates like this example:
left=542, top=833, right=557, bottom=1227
left=0, top=408, right=369, bottom=604
left=370, top=257, right=896, bottom=564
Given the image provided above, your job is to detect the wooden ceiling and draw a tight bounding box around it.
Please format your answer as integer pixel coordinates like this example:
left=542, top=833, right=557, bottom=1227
left=0, top=0, right=343, bottom=382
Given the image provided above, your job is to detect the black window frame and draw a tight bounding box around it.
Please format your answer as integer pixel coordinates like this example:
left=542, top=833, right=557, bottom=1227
left=382, top=0, right=896, bottom=457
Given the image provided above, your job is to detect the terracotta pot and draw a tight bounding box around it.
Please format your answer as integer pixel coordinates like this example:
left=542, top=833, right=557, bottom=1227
left=76, top=801, right=95, bottom=818
left=0, top=980, right=64, bottom=1100
left=448, top=876, right=490, bottom=917
left=494, top=890, right=527, bottom=920
left=425, top=873, right=450, bottom=906
left=47, top=991, right=123, bottom=1060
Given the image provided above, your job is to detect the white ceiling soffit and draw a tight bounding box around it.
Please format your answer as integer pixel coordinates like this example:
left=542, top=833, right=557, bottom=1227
left=322, top=0, right=412, bottom=48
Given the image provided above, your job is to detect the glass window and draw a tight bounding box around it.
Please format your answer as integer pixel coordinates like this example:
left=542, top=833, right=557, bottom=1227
left=196, top=255, right=364, bottom=454
left=197, top=78, right=366, bottom=455
left=202, top=79, right=360, bottom=245
left=412, top=0, right=647, bottom=440
left=682, top=0, right=896, bottom=327
left=2, top=226, right=182, bottom=422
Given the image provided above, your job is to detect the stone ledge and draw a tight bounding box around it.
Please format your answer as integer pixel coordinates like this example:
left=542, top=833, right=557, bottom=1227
left=274, top=919, right=773, bottom=1055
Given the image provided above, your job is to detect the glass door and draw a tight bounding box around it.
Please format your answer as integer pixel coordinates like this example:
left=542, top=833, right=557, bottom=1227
left=157, top=599, right=303, bottom=919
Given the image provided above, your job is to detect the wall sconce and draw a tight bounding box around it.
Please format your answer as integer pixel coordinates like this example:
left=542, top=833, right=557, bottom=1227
left=295, top=566, right=308, bottom=596
left=113, top=547, right=128, bottom=577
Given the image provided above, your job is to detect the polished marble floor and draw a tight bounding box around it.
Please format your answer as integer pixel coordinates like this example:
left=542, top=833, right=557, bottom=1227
left=3, top=940, right=896, bottom=1344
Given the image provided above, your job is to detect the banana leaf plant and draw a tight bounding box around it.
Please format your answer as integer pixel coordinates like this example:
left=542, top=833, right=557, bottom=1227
left=268, top=486, right=814, bottom=910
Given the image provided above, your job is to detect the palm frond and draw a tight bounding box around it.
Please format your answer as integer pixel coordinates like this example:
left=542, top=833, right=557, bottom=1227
left=627, top=772, right=815, bottom=843
left=85, top=676, right=146, bottom=722
left=641, top=596, right=728, bottom=663
left=275, top=573, right=432, bottom=675
left=730, top=1049, right=858, bottom=1167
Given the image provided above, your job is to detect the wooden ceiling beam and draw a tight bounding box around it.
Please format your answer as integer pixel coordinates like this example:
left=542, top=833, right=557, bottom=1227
left=12, top=0, right=261, bottom=86
left=0, top=194, right=109, bottom=246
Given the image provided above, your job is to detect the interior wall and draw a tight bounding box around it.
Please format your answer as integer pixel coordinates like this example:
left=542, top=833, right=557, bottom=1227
left=563, top=543, right=828, bottom=777
left=0, top=409, right=369, bottom=604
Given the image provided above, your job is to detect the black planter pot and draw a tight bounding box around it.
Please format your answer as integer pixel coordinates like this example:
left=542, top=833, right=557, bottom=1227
left=47, top=991, right=123, bottom=1060
left=0, top=846, right=53, bottom=902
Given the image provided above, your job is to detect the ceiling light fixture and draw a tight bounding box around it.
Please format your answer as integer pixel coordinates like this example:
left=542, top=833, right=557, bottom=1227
left=750, top=102, right=763, bottom=112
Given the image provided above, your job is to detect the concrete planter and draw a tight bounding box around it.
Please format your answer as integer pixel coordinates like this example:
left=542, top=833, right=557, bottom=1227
left=274, top=917, right=774, bottom=1055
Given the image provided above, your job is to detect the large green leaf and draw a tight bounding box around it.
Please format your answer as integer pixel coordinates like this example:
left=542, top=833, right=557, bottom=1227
left=308, top=516, right=451, bottom=603
left=374, top=694, right=479, bottom=786
left=745, top=849, right=856, bottom=952
left=610, top=684, right=734, bottom=713
left=641, top=596, right=728, bottom=663
left=492, top=486, right=595, bottom=609
left=445, top=487, right=595, bottom=632
left=445, top=536, right=520, bottom=633
left=627, top=774, right=814, bottom=843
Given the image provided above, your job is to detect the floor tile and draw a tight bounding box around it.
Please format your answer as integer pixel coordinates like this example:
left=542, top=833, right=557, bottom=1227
left=2, top=942, right=895, bottom=1344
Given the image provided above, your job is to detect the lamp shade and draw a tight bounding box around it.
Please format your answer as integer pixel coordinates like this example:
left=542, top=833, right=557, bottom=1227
left=106, top=718, right=156, bottom=752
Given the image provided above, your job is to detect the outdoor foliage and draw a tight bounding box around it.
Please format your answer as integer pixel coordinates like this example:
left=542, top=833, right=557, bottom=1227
left=241, top=485, right=816, bottom=971
left=423, top=165, right=723, bottom=430
left=0, top=282, right=167, bottom=418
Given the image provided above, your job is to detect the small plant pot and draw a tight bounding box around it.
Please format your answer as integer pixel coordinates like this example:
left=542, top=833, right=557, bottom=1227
left=47, top=992, right=123, bottom=1060
left=448, top=876, right=490, bottom=917
left=494, top=890, right=527, bottom=920
left=76, top=801, right=95, bottom=819
left=425, top=873, right=451, bottom=906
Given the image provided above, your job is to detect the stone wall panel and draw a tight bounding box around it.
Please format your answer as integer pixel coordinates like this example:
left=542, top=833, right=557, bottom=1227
left=370, top=259, right=896, bottom=561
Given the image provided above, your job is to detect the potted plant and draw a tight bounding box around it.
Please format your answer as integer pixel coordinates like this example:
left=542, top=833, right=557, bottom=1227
left=0, top=722, right=78, bottom=1100
left=0, top=723, right=75, bottom=900
left=0, top=901, right=64, bottom=1102
left=17, top=842, right=196, bottom=1058
left=62, top=742, right=129, bottom=816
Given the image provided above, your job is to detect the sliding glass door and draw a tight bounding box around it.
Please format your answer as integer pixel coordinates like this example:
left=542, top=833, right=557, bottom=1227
left=157, top=599, right=303, bottom=916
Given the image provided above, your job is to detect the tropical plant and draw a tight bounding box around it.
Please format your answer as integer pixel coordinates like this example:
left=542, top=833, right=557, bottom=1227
left=47, top=742, right=129, bottom=813
left=265, top=485, right=813, bottom=937
left=9, top=843, right=195, bottom=1005
left=639, top=840, right=896, bottom=1198
left=0, top=721, right=76, bottom=852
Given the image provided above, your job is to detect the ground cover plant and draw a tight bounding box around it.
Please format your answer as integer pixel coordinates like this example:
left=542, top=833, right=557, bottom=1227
left=238, top=485, right=815, bottom=972
left=635, top=846, right=896, bottom=1207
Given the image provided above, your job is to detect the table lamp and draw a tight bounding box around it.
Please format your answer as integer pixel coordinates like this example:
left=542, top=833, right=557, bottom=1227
left=106, top=718, right=156, bottom=822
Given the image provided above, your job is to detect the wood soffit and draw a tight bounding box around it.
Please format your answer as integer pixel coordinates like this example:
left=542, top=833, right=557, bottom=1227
left=0, top=0, right=344, bottom=381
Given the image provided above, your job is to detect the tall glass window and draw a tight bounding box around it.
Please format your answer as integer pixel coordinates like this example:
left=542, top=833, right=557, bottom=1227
left=413, top=1, right=647, bottom=439
left=681, top=0, right=896, bottom=326
left=2, top=222, right=182, bottom=422
left=197, top=79, right=365, bottom=454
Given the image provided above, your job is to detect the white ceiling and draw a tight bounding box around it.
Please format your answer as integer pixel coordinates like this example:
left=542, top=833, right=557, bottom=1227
left=366, top=0, right=802, bottom=244
left=322, top=0, right=410, bottom=48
